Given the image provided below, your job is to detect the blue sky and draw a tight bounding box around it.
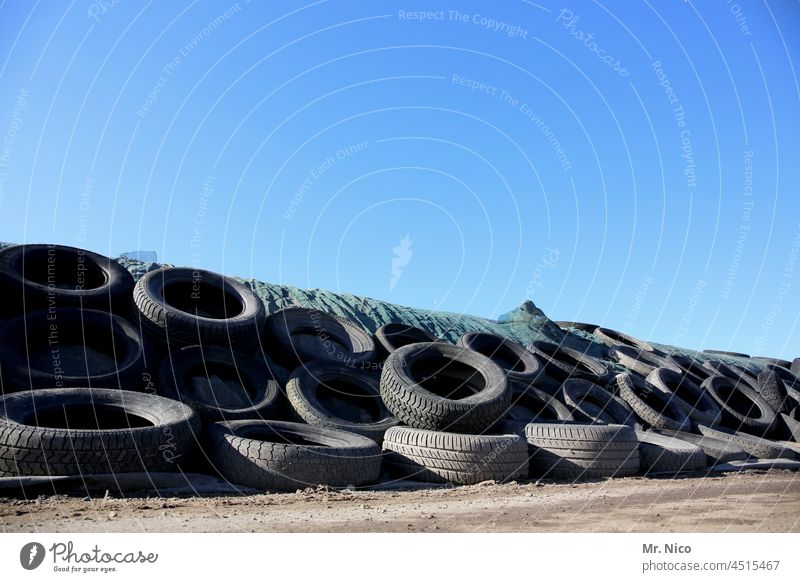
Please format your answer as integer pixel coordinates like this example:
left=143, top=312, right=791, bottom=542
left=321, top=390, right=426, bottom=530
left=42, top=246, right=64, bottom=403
left=0, top=1, right=798, bottom=358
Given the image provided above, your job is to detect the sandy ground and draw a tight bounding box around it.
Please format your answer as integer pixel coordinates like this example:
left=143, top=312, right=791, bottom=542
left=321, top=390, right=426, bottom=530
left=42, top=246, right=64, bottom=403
left=1, top=470, right=799, bottom=533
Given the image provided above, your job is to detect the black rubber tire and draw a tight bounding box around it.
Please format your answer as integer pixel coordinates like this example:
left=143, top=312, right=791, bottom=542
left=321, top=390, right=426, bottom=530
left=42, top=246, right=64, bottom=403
left=611, top=344, right=678, bottom=377
left=696, top=424, right=794, bottom=459
left=554, top=321, right=600, bottom=334
left=569, top=402, right=613, bottom=426
left=0, top=388, right=199, bottom=476
left=615, top=373, right=692, bottom=432
left=757, top=364, right=799, bottom=415
left=703, top=360, right=759, bottom=391
left=524, top=422, right=639, bottom=480
left=665, top=354, right=716, bottom=387
left=593, top=327, right=660, bottom=354
left=646, top=367, right=722, bottom=426
left=262, top=355, right=290, bottom=389
left=701, top=375, right=776, bottom=435
left=773, top=443, right=800, bottom=460
left=457, top=332, right=543, bottom=385
left=0, top=309, right=145, bottom=391
left=158, top=345, right=283, bottom=424
left=792, top=358, right=800, bottom=375
left=503, top=381, right=574, bottom=426
left=0, top=244, right=134, bottom=317
left=286, top=360, right=398, bottom=443
left=264, top=307, right=375, bottom=368
left=374, top=323, right=437, bottom=360
left=561, top=379, right=636, bottom=426
left=526, top=340, right=611, bottom=385
left=751, top=356, right=792, bottom=369
left=133, top=267, right=266, bottom=350
left=380, top=342, right=510, bottom=434
left=635, top=430, right=707, bottom=475
left=703, top=349, right=750, bottom=359
left=776, top=413, right=800, bottom=443
left=788, top=386, right=800, bottom=409
left=652, top=429, right=749, bottom=464
left=381, top=426, right=528, bottom=485
left=206, top=420, right=380, bottom=491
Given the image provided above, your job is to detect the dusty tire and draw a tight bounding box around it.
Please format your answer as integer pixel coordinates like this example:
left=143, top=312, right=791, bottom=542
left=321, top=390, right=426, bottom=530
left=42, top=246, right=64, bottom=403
left=133, top=267, right=266, bottom=351
left=792, top=358, right=800, bottom=375
left=0, top=309, right=145, bottom=391
left=701, top=376, right=776, bottom=436
left=380, top=343, right=510, bottom=434
left=561, top=379, right=636, bottom=426
left=652, top=429, right=749, bottom=464
left=381, top=426, right=528, bottom=485
left=751, top=356, right=792, bottom=369
left=703, top=360, right=759, bottom=390
left=593, top=327, right=660, bottom=354
left=0, top=244, right=134, bottom=317
left=286, top=360, right=398, bottom=443
left=611, top=345, right=678, bottom=377
left=775, top=413, right=800, bottom=443
left=206, top=420, right=381, bottom=491
left=757, top=365, right=799, bottom=415
left=458, top=332, right=543, bottom=385
left=264, top=307, right=375, bottom=368
left=526, top=340, right=611, bottom=385
left=374, top=323, right=437, bottom=360
left=635, top=431, right=707, bottom=474
left=788, top=386, right=800, bottom=410
left=0, top=388, right=199, bottom=476
left=696, top=424, right=794, bottom=459
left=646, top=367, right=722, bottom=426
left=703, top=349, right=750, bottom=359
left=665, top=354, right=716, bottom=387
left=504, top=381, right=574, bottom=427
left=158, top=345, right=283, bottom=424
left=524, top=422, right=639, bottom=480
left=616, top=373, right=692, bottom=431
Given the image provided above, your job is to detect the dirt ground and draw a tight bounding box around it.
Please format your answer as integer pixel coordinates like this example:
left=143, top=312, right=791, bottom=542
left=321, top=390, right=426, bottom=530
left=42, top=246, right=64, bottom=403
left=1, top=470, right=799, bottom=533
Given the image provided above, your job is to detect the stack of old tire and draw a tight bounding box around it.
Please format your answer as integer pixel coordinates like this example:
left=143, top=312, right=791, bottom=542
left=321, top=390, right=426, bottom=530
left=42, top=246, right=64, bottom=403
left=0, top=244, right=384, bottom=492
left=0, top=244, right=200, bottom=478
left=375, top=330, right=639, bottom=484
left=0, top=244, right=797, bottom=495
left=377, top=330, right=529, bottom=485
left=558, top=322, right=800, bottom=474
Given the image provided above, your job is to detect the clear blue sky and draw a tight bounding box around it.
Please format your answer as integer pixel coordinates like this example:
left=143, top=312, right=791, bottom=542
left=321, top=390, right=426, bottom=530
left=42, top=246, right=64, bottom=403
left=0, top=1, right=798, bottom=358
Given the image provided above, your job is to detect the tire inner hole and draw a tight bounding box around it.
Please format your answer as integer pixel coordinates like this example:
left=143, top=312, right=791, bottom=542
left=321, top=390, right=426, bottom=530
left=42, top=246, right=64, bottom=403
left=509, top=392, right=559, bottom=422
left=635, top=386, right=683, bottom=421
left=164, top=280, right=244, bottom=319
left=607, top=330, right=643, bottom=350
left=292, top=328, right=352, bottom=361
left=537, top=344, right=592, bottom=377
left=186, top=362, right=255, bottom=409
left=244, top=428, right=330, bottom=447
left=25, top=404, right=153, bottom=429
left=385, top=327, right=432, bottom=350
left=28, top=324, right=123, bottom=376
left=664, top=377, right=706, bottom=410
left=477, top=343, right=526, bottom=373
left=410, top=357, right=485, bottom=400
left=23, top=248, right=108, bottom=290
left=716, top=382, right=760, bottom=418
left=315, top=378, right=382, bottom=423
